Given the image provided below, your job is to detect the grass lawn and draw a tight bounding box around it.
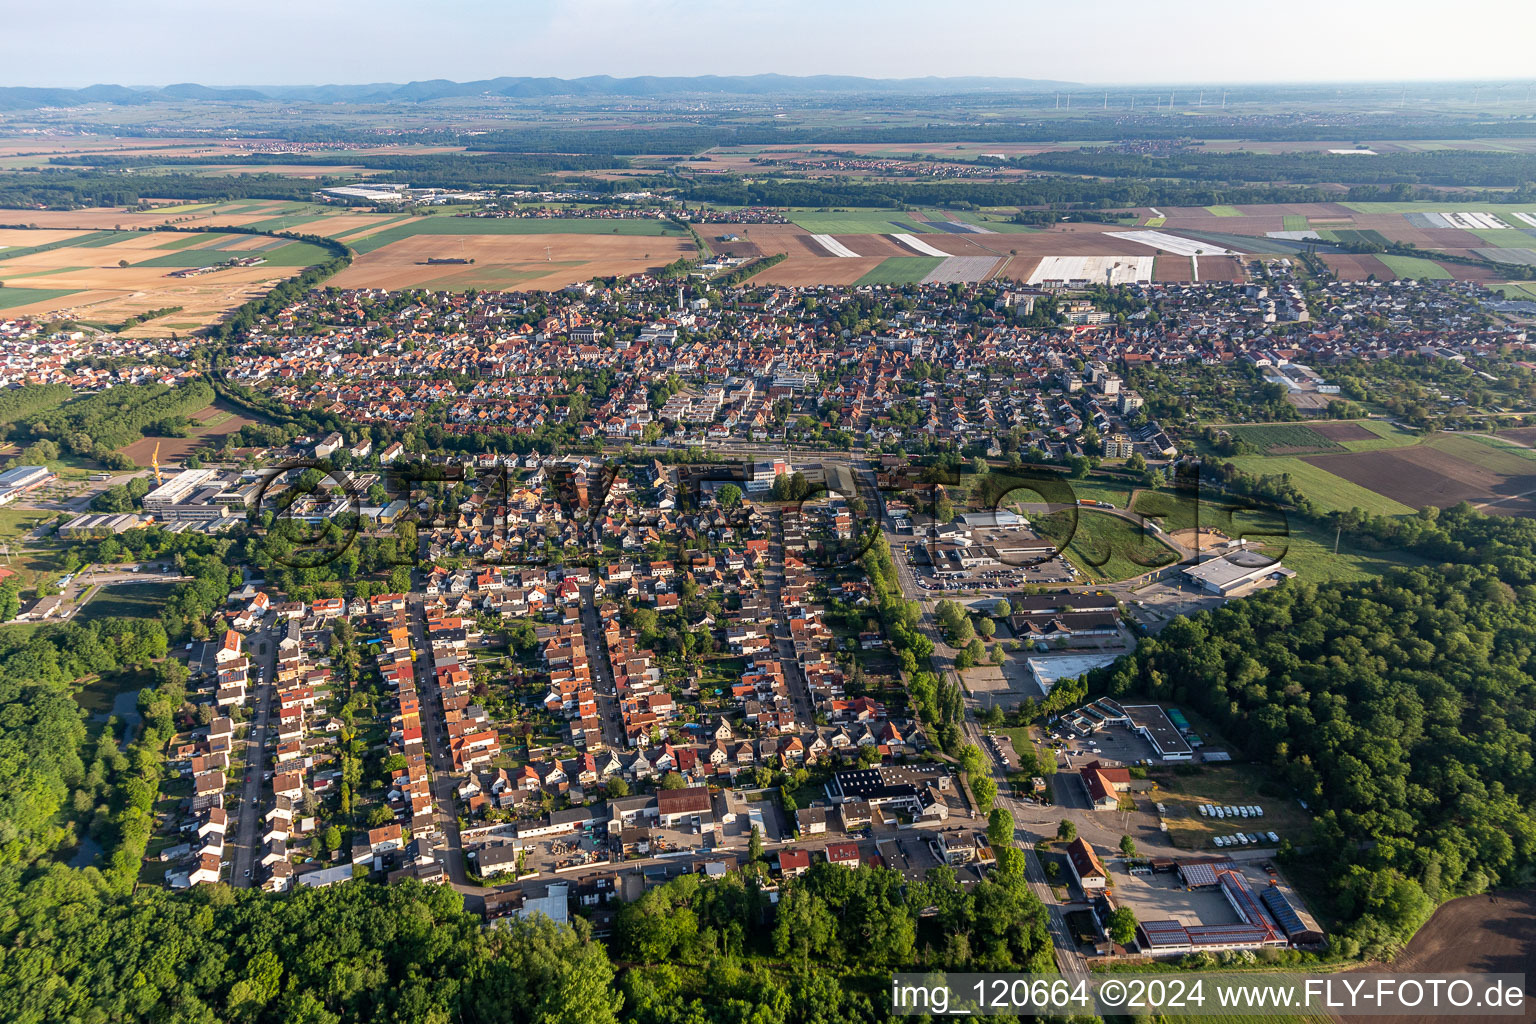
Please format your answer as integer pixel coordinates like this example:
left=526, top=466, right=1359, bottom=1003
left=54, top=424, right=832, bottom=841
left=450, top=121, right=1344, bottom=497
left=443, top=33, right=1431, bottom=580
left=1375, top=254, right=1452, bottom=280
left=348, top=216, right=683, bottom=254
left=1224, top=455, right=1415, bottom=515
left=76, top=581, right=176, bottom=624
left=0, top=286, right=80, bottom=310
left=1151, top=763, right=1312, bottom=854
left=1033, top=508, right=1179, bottom=584
left=1205, top=205, right=1244, bottom=217
left=0, top=506, right=57, bottom=543
left=853, top=256, right=942, bottom=285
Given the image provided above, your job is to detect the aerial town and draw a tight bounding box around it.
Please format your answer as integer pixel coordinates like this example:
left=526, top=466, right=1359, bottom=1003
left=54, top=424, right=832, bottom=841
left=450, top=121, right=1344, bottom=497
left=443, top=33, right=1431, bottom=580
left=1, top=18, right=1534, bottom=1022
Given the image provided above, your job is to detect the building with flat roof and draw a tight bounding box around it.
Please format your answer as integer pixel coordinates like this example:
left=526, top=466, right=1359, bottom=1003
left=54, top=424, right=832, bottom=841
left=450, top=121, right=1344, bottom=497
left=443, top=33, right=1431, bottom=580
left=0, top=464, right=55, bottom=505
left=1123, top=704, right=1193, bottom=760
left=1182, top=551, right=1294, bottom=596
left=143, top=468, right=225, bottom=522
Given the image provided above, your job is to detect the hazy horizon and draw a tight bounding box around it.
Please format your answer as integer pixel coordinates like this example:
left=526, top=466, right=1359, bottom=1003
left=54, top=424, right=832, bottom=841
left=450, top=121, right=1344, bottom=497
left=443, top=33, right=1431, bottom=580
left=9, top=0, right=1536, bottom=90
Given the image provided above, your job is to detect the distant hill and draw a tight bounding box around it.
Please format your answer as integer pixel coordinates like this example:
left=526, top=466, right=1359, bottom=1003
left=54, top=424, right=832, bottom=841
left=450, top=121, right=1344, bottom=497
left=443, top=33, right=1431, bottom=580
left=0, top=74, right=1078, bottom=110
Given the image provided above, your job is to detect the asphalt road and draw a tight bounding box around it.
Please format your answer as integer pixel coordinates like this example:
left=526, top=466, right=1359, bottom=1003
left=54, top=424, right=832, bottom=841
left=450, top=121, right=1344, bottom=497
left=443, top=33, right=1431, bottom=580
left=410, top=596, right=468, bottom=885
left=229, top=625, right=278, bottom=887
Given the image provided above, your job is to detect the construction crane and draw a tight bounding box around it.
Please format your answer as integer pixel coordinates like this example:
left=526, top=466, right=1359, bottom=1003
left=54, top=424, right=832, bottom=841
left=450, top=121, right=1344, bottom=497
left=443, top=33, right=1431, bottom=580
left=151, top=441, right=163, bottom=487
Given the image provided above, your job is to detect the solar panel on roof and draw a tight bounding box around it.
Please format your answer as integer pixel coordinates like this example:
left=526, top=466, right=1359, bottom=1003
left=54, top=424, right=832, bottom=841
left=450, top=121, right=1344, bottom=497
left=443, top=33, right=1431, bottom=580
left=1260, top=886, right=1307, bottom=936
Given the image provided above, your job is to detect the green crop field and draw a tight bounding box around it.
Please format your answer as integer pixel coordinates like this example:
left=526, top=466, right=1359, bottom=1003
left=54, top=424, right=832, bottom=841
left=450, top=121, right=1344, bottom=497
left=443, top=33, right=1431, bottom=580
left=0, top=286, right=80, bottom=310
left=348, top=216, right=682, bottom=254
left=1222, top=424, right=1342, bottom=453
left=1375, top=254, right=1452, bottom=280
left=1282, top=215, right=1310, bottom=231
left=1471, top=227, right=1536, bottom=246
left=257, top=241, right=334, bottom=266
left=1497, top=282, right=1536, bottom=301
left=1205, top=205, right=1244, bottom=217
left=854, top=256, right=942, bottom=285
left=1143, top=216, right=1166, bottom=227
left=1329, top=228, right=1392, bottom=247
left=1225, top=455, right=1415, bottom=515
left=1425, top=432, right=1536, bottom=474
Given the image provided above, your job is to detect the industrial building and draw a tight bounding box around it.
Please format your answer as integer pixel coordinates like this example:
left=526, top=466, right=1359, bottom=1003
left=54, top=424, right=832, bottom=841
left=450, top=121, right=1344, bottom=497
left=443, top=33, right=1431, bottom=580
left=1182, top=550, right=1295, bottom=596
left=0, top=464, right=55, bottom=505
left=143, top=468, right=226, bottom=523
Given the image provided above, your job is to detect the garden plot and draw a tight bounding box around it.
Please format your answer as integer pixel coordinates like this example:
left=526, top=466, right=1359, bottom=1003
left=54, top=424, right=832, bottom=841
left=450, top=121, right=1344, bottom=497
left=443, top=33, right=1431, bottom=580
left=809, top=234, right=860, bottom=258
left=1472, top=248, right=1536, bottom=267
left=891, top=233, right=949, bottom=257
left=1026, top=255, right=1153, bottom=286
left=1109, top=230, right=1242, bottom=257
left=919, top=256, right=1001, bottom=284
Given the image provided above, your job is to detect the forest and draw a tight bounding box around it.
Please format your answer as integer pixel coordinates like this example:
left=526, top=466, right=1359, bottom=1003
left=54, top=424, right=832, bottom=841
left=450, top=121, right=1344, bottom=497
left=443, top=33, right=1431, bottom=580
left=1091, top=504, right=1536, bottom=958
left=1016, top=147, right=1536, bottom=188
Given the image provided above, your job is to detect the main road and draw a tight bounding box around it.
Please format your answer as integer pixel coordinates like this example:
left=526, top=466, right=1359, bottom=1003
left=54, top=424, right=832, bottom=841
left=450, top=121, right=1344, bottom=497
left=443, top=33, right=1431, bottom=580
left=408, top=595, right=468, bottom=885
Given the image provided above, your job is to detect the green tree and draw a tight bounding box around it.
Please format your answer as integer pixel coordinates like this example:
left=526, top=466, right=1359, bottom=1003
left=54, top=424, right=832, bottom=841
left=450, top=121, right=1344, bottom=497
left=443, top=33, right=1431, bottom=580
left=1108, top=906, right=1138, bottom=946
left=987, top=807, right=1015, bottom=847
left=1120, top=834, right=1137, bottom=858
left=1057, top=819, right=1077, bottom=843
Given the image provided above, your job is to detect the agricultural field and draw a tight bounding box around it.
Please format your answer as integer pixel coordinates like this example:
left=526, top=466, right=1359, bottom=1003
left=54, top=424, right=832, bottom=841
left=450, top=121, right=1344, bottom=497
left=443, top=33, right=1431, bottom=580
left=346, top=214, right=683, bottom=255
left=785, top=210, right=946, bottom=235
left=1205, top=205, right=1244, bottom=217
left=330, top=228, right=695, bottom=292
left=1226, top=454, right=1417, bottom=515
left=1374, top=253, right=1453, bottom=280
left=1221, top=424, right=1345, bottom=454
left=1303, top=436, right=1536, bottom=516
left=853, top=256, right=942, bottom=285
left=0, top=225, right=332, bottom=333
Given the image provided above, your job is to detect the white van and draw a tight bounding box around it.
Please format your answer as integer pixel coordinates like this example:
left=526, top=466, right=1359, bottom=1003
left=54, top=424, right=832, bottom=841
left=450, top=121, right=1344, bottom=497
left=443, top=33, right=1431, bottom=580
left=1240, top=807, right=1251, bottom=818
left=1267, top=831, right=1279, bottom=843
left=1213, top=836, right=1226, bottom=847
left=1198, top=805, right=1209, bottom=817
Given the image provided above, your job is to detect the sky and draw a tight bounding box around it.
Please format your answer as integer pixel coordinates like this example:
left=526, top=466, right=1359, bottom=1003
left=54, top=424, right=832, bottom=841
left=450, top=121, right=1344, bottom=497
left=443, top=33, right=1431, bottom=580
left=8, top=0, right=1536, bottom=88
